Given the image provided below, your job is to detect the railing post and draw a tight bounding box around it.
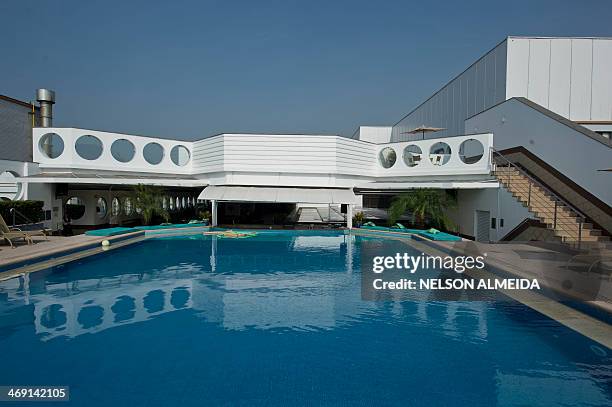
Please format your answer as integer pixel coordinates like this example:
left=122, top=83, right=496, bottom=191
left=553, top=201, right=557, bottom=229
left=578, top=219, right=583, bottom=250
left=11, top=208, right=15, bottom=227
left=507, top=162, right=511, bottom=186
left=527, top=182, right=532, bottom=207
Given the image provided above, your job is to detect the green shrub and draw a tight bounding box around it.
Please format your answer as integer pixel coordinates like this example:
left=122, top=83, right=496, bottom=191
left=0, top=200, right=45, bottom=224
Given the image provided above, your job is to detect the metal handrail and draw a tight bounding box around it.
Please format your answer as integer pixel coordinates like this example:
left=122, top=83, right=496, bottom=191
left=9, top=207, right=37, bottom=227
left=490, top=148, right=586, bottom=247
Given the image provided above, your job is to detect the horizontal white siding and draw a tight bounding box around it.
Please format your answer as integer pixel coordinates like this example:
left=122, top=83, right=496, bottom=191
left=31, top=130, right=494, bottom=189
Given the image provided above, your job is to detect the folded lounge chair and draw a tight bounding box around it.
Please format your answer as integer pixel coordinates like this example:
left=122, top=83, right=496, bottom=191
left=0, top=214, right=47, bottom=248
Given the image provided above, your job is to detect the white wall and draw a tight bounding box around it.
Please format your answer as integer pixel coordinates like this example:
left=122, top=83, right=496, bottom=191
left=448, top=188, right=532, bottom=240
left=190, top=133, right=493, bottom=187
left=0, top=159, right=57, bottom=229
left=64, top=190, right=142, bottom=227
left=506, top=37, right=612, bottom=121
left=354, top=126, right=392, bottom=143
left=391, top=40, right=507, bottom=141
left=33, top=128, right=194, bottom=175
left=466, top=98, right=612, bottom=205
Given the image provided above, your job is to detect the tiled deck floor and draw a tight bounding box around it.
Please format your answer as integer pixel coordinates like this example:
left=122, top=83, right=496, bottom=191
left=0, top=235, right=104, bottom=267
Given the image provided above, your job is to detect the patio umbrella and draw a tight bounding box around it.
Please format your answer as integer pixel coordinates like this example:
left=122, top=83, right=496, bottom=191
left=402, top=125, right=446, bottom=140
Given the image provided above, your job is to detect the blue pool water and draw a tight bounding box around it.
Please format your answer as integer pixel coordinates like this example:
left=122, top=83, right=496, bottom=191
left=0, top=232, right=610, bottom=406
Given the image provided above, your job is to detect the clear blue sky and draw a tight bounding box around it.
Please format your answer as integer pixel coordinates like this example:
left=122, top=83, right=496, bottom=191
left=2, top=0, right=611, bottom=140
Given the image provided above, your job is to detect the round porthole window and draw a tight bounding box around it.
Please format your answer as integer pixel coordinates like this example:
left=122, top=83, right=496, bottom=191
left=76, top=135, right=103, bottom=160
left=111, top=197, right=121, bottom=216
left=170, top=145, right=190, bottom=166
left=135, top=198, right=142, bottom=215
left=429, top=142, right=452, bottom=166
left=403, top=145, right=422, bottom=167
left=143, top=142, right=164, bottom=165
left=65, top=197, right=85, bottom=220
left=111, top=139, right=136, bottom=163
left=39, top=133, right=64, bottom=159
left=379, top=147, right=397, bottom=169
left=459, top=139, right=485, bottom=164
left=124, top=197, right=133, bottom=216
left=0, top=171, right=22, bottom=200
left=96, top=197, right=108, bottom=219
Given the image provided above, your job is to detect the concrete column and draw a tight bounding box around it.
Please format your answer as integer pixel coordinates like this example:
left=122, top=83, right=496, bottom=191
left=211, top=200, right=218, bottom=227
left=347, top=204, right=353, bottom=229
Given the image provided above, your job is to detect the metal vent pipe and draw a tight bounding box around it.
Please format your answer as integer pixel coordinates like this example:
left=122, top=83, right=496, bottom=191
left=36, top=88, right=55, bottom=127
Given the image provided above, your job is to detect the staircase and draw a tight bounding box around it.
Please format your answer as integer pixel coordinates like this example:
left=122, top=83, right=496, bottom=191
left=492, top=150, right=610, bottom=247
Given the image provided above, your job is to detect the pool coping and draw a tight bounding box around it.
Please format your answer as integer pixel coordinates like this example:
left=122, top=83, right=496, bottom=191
left=0, top=232, right=145, bottom=272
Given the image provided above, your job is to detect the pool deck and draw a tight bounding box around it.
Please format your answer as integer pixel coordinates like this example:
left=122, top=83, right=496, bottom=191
left=1, top=234, right=104, bottom=266
left=0, top=232, right=146, bottom=281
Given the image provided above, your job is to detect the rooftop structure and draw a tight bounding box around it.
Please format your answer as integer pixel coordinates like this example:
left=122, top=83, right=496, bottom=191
left=1, top=37, right=611, bottom=244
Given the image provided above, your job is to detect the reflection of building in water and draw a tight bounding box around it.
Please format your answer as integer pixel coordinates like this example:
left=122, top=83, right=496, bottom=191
left=1, top=234, right=488, bottom=342
left=29, top=271, right=193, bottom=340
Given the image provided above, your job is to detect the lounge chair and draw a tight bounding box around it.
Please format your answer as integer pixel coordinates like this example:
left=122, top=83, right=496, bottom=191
left=0, top=214, right=48, bottom=248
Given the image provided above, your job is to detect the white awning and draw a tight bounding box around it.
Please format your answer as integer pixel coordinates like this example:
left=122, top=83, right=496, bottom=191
left=16, top=173, right=204, bottom=187
left=198, top=186, right=357, bottom=204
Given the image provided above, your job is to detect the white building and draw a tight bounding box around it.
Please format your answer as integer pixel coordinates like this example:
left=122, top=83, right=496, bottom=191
left=1, top=36, right=611, bottom=244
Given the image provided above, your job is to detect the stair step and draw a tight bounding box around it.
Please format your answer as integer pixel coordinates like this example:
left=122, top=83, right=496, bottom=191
left=493, top=166, right=606, bottom=245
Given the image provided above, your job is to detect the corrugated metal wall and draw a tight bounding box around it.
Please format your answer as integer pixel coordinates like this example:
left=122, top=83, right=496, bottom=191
left=0, top=98, right=38, bottom=162
left=391, top=40, right=507, bottom=142
left=506, top=37, right=612, bottom=121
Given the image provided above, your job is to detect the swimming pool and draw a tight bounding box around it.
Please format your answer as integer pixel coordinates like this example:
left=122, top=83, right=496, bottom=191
left=0, top=231, right=610, bottom=406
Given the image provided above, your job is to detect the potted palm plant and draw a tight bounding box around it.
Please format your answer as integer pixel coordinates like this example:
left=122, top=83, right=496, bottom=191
left=353, top=211, right=365, bottom=228
left=199, top=210, right=212, bottom=225
left=132, top=184, right=169, bottom=225
left=387, top=189, right=456, bottom=229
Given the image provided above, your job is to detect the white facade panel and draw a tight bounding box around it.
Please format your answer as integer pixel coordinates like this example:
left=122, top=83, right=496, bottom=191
left=507, top=37, right=612, bottom=121
left=548, top=39, right=572, bottom=117
left=354, top=126, right=392, bottom=143
left=391, top=40, right=507, bottom=142
left=527, top=39, right=551, bottom=106
left=591, top=39, right=612, bottom=120
left=569, top=38, right=593, bottom=120
left=465, top=98, right=612, bottom=206
left=505, top=38, right=530, bottom=99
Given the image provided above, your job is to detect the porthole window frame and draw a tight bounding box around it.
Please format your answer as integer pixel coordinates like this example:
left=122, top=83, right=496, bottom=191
left=75, top=134, right=104, bottom=161
left=429, top=142, right=452, bottom=166
left=124, top=197, right=134, bottom=216
left=39, top=132, right=65, bottom=159
left=402, top=145, right=423, bottom=168
left=378, top=147, right=397, bottom=169
left=170, top=145, right=191, bottom=167
left=143, top=142, right=165, bottom=165
left=458, top=138, right=485, bottom=165
left=111, top=139, right=136, bottom=163
left=96, top=197, right=108, bottom=219
left=111, top=197, right=121, bottom=217
left=65, top=196, right=86, bottom=221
